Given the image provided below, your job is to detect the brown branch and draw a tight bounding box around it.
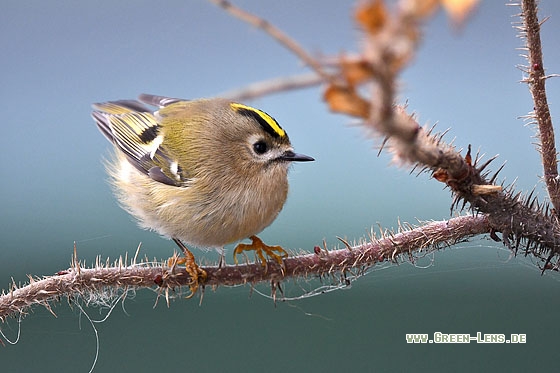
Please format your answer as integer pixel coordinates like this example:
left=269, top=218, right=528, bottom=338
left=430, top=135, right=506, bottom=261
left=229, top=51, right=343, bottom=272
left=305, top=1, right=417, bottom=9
left=519, top=0, right=560, bottom=214
left=373, top=110, right=560, bottom=263
left=0, top=215, right=490, bottom=322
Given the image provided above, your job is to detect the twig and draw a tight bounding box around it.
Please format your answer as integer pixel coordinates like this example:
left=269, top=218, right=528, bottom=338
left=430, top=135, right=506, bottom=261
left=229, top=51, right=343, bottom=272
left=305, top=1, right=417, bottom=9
left=220, top=73, right=323, bottom=102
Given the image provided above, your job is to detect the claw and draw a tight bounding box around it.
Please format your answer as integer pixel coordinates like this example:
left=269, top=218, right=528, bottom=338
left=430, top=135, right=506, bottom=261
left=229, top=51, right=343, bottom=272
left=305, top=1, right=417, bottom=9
left=168, top=239, right=207, bottom=297
left=233, top=235, right=288, bottom=269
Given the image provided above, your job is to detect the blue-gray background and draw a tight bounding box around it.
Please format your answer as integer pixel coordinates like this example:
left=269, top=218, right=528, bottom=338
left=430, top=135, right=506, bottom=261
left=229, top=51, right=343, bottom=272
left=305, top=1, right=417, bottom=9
left=2, top=1, right=560, bottom=371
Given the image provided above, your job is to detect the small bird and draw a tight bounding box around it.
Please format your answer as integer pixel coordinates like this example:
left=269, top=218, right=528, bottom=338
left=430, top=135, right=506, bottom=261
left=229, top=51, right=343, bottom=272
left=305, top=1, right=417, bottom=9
left=92, top=94, right=313, bottom=294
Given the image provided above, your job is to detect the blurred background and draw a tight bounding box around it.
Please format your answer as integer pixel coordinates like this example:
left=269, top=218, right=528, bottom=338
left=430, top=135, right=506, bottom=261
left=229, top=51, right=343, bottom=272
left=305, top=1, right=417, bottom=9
left=2, top=0, right=560, bottom=371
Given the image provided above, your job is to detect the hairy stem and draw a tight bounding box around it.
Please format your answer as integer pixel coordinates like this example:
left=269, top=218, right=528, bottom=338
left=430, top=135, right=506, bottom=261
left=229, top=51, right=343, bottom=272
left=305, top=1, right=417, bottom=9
left=0, top=215, right=489, bottom=321
left=520, top=0, right=560, bottom=213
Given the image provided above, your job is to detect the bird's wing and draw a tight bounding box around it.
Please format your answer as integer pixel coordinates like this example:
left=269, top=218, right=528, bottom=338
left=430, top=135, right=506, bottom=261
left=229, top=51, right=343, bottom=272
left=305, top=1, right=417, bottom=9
left=92, top=99, right=186, bottom=186
left=138, top=93, right=184, bottom=108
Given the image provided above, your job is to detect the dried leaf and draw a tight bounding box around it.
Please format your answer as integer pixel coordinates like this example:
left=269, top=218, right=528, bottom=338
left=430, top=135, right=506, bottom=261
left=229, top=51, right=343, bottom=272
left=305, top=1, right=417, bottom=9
left=355, top=0, right=388, bottom=35
left=440, top=0, right=479, bottom=26
left=324, top=85, right=370, bottom=119
left=472, top=184, right=502, bottom=195
left=341, top=58, right=375, bottom=86
left=405, top=0, right=440, bottom=19
left=433, top=168, right=450, bottom=183
left=464, top=144, right=472, bottom=166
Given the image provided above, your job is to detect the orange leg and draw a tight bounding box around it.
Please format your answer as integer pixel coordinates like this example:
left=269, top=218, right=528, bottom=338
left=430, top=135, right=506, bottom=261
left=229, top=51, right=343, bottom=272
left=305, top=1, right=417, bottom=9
left=168, top=238, right=207, bottom=298
left=233, top=235, right=288, bottom=268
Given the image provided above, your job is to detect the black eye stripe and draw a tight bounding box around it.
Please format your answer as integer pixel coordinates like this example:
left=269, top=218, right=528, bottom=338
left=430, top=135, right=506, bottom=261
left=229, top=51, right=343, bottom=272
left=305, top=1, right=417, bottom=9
left=237, top=108, right=279, bottom=138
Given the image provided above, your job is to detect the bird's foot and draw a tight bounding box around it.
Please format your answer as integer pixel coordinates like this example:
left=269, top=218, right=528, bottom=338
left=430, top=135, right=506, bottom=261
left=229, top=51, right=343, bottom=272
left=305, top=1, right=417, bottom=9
left=168, top=239, right=207, bottom=298
left=233, top=235, right=288, bottom=270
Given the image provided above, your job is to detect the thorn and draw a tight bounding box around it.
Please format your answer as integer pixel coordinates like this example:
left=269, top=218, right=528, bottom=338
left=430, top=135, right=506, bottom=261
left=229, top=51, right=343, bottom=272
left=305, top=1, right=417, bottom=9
left=489, top=162, right=506, bottom=184
left=489, top=229, right=501, bottom=242
left=199, top=285, right=205, bottom=306
left=526, top=186, right=536, bottom=201
left=73, top=242, right=81, bottom=276
left=476, top=154, right=499, bottom=173
left=322, top=239, right=329, bottom=253
left=377, top=223, right=386, bottom=239
left=539, top=15, right=551, bottom=26
left=271, top=281, right=277, bottom=307
left=542, top=252, right=555, bottom=275
left=438, top=127, right=451, bottom=139
left=43, top=303, right=58, bottom=318
left=336, top=236, right=353, bottom=251
left=133, top=243, right=142, bottom=266
left=377, top=136, right=389, bottom=157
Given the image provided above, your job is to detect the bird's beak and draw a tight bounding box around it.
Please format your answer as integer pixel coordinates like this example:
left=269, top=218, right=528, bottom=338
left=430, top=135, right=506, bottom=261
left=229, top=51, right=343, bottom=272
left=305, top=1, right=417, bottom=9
left=279, top=150, right=315, bottom=162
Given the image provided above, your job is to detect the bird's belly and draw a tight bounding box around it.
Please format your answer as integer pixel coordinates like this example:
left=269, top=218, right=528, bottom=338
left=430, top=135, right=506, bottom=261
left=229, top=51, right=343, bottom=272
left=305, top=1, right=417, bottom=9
left=149, top=183, right=287, bottom=248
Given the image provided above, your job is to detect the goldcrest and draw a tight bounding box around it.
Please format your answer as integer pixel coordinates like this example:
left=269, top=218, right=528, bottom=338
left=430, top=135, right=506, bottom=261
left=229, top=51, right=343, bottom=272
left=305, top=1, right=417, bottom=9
left=92, top=94, right=313, bottom=273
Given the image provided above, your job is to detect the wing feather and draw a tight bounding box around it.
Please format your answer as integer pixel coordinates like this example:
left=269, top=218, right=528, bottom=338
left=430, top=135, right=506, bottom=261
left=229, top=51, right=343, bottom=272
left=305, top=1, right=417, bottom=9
left=92, top=97, right=188, bottom=186
left=138, top=93, right=184, bottom=108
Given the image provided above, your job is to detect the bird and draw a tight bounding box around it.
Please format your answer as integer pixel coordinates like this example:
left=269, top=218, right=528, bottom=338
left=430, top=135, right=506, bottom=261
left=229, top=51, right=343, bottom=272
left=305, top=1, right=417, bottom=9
left=92, top=94, right=314, bottom=294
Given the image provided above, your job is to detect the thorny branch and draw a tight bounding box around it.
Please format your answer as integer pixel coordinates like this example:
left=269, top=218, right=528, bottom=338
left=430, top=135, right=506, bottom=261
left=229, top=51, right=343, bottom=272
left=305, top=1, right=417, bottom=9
left=1, top=0, right=559, bottom=323
left=517, top=0, right=560, bottom=214
left=0, top=215, right=490, bottom=321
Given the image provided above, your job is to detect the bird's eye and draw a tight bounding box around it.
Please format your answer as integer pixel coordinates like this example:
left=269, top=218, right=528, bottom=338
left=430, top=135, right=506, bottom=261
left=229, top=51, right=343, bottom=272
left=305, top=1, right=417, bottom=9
left=253, top=140, right=268, bottom=155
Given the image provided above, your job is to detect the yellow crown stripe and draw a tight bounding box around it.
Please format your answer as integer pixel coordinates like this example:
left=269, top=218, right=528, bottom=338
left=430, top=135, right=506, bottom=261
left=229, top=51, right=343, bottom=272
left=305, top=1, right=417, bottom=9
left=230, top=103, right=286, bottom=138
